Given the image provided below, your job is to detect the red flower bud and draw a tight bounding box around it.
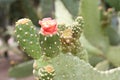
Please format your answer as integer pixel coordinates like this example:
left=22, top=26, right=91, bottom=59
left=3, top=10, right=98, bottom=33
left=39, top=18, right=57, bottom=36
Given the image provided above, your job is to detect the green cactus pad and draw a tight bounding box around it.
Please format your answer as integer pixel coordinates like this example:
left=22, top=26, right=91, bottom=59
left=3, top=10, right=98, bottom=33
left=81, top=0, right=109, bottom=53
left=50, top=53, right=120, bottom=80
left=8, top=60, right=33, bottom=78
left=15, top=18, right=41, bottom=59
left=72, top=16, right=84, bottom=39
left=39, top=34, right=60, bottom=58
left=33, top=57, right=55, bottom=80
left=61, top=0, right=80, bottom=17
left=106, top=46, right=120, bottom=67
left=38, top=65, right=55, bottom=80
left=34, top=53, right=120, bottom=80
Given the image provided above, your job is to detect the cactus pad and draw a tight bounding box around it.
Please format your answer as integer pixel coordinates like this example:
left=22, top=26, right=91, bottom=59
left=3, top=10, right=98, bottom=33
left=15, top=18, right=41, bottom=59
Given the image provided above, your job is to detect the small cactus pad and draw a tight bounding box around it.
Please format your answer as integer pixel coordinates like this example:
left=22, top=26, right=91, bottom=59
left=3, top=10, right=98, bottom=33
left=39, top=65, right=55, bottom=80
left=39, top=34, right=60, bottom=57
left=72, top=16, right=84, bottom=39
left=34, top=64, right=55, bottom=80
left=15, top=18, right=41, bottom=59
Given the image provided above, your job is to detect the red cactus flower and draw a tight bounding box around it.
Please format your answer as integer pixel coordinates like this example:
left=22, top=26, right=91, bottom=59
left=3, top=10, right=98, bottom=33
left=39, top=18, right=57, bottom=36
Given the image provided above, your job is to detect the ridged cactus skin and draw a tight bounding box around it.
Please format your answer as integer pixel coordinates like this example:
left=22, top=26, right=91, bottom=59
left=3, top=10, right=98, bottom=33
left=39, top=34, right=60, bottom=58
left=15, top=18, right=41, bottom=59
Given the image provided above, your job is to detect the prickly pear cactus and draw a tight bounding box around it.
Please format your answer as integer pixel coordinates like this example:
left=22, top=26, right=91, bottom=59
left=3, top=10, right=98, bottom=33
left=59, top=16, right=88, bottom=61
left=34, top=53, right=120, bottom=80
left=33, top=63, right=55, bottom=80
left=14, top=16, right=120, bottom=80
left=39, top=34, right=60, bottom=57
left=15, top=18, right=41, bottom=59
left=38, top=18, right=60, bottom=57
left=81, top=0, right=109, bottom=53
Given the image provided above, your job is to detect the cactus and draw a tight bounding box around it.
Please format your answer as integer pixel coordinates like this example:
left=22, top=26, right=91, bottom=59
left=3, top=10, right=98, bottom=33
left=80, top=0, right=109, bottom=53
left=61, top=0, right=80, bottom=17
left=38, top=18, right=60, bottom=57
left=40, top=0, right=54, bottom=18
left=58, top=16, right=88, bottom=61
left=9, top=60, right=33, bottom=78
left=14, top=15, right=120, bottom=80
left=106, top=46, right=120, bottom=67
left=15, top=18, right=41, bottom=59
left=39, top=34, right=60, bottom=57
left=34, top=53, right=120, bottom=80
left=34, top=65, right=55, bottom=80
left=95, top=60, right=109, bottom=71
left=99, top=7, right=120, bottom=45
left=55, top=0, right=73, bottom=25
